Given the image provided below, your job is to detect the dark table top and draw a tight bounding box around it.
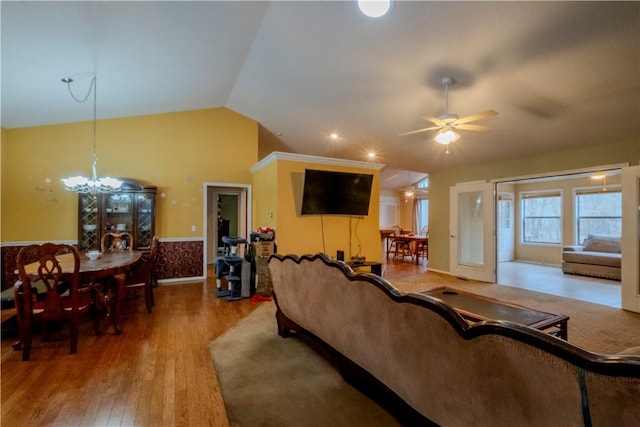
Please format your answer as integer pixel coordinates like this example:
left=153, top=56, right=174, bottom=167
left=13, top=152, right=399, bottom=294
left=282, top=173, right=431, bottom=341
left=421, top=287, right=560, bottom=326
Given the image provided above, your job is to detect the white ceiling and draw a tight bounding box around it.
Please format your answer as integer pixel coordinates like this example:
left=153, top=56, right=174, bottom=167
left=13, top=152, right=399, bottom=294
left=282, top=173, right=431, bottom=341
left=2, top=1, right=639, bottom=191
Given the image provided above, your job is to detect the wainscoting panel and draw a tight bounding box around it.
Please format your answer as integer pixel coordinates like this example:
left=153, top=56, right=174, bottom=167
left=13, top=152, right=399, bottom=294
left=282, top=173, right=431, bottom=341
left=156, top=239, right=203, bottom=281
left=1, top=246, right=21, bottom=290
left=1, top=239, right=204, bottom=290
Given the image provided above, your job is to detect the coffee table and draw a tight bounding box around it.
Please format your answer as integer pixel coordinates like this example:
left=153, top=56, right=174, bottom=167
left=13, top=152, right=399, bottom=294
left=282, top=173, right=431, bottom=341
left=347, top=261, right=382, bottom=276
left=421, top=287, right=569, bottom=339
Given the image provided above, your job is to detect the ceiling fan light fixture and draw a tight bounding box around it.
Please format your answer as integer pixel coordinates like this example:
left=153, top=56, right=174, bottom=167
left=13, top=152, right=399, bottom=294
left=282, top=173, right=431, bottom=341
left=357, top=0, right=392, bottom=18
left=435, top=130, right=459, bottom=145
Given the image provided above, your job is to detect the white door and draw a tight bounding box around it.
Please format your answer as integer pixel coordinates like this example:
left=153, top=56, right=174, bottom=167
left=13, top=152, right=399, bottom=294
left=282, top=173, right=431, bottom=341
left=621, top=165, right=640, bottom=313
left=497, top=193, right=514, bottom=262
left=450, top=181, right=496, bottom=282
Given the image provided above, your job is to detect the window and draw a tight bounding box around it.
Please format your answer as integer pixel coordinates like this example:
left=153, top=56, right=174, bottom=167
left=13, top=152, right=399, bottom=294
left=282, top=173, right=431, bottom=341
left=521, top=191, right=562, bottom=244
left=498, top=194, right=512, bottom=229
left=575, top=188, right=621, bottom=244
left=416, top=198, right=429, bottom=234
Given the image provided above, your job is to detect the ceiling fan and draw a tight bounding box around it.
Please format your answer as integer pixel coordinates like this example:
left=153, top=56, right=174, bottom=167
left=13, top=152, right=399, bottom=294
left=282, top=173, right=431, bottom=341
left=399, top=171, right=428, bottom=200
left=400, top=185, right=428, bottom=201
left=400, top=77, right=498, bottom=153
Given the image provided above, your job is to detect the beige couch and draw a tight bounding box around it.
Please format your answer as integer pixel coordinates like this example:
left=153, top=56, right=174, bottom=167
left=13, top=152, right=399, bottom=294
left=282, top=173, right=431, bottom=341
left=269, top=253, right=640, bottom=426
left=562, top=235, right=622, bottom=281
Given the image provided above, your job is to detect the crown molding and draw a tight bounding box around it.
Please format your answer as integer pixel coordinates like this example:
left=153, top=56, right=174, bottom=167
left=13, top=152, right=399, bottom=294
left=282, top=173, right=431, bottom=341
left=250, top=151, right=385, bottom=174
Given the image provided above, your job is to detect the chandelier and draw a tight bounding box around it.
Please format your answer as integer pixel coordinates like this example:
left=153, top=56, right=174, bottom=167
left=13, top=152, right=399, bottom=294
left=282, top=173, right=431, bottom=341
left=61, top=75, right=122, bottom=194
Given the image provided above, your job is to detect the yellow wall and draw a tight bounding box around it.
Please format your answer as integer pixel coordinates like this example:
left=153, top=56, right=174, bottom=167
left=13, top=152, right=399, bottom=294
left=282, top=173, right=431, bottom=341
left=252, top=160, right=278, bottom=231
left=0, top=127, right=4, bottom=237
left=428, top=139, right=639, bottom=273
left=1, top=107, right=258, bottom=242
left=252, top=154, right=382, bottom=262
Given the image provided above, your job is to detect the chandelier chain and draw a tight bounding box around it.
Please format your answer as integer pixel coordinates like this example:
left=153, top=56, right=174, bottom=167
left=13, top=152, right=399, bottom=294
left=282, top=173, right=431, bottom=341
left=64, top=76, right=96, bottom=103
left=61, top=75, right=122, bottom=194
left=62, top=75, right=98, bottom=166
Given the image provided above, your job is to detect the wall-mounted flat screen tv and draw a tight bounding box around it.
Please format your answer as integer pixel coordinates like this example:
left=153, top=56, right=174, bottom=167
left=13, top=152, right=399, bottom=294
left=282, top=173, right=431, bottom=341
left=301, top=169, right=374, bottom=216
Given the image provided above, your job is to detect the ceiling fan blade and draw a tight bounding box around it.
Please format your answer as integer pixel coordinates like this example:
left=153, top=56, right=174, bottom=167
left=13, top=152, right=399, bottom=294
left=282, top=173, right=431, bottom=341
left=399, top=126, right=441, bottom=136
left=422, top=116, right=446, bottom=127
left=455, top=109, right=498, bottom=124
left=454, top=124, right=491, bottom=132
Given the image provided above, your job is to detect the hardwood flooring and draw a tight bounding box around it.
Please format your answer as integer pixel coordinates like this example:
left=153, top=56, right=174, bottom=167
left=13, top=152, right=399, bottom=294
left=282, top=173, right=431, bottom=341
left=1, top=280, right=258, bottom=427
left=0, top=258, right=619, bottom=426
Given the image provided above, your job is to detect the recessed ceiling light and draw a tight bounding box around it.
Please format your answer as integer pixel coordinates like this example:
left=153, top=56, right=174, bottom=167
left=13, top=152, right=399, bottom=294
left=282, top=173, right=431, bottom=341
left=367, top=152, right=376, bottom=160
left=330, top=133, right=339, bottom=140
left=358, top=0, right=392, bottom=18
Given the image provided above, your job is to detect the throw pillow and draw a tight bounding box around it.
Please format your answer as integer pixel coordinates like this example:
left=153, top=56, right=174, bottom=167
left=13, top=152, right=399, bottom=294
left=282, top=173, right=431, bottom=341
left=582, top=235, right=621, bottom=253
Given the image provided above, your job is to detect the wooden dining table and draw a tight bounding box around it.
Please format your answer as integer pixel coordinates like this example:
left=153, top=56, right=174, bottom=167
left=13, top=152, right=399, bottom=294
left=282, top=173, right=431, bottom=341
left=390, top=234, right=428, bottom=264
left=18, top=250, right=143, bottom=335
left=380, top=228, right=412, bottom=255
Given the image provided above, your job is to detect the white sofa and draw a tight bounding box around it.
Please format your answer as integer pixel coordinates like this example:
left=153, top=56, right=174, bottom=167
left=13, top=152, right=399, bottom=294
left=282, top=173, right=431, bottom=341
left=562, top=235, right=621, bottom=281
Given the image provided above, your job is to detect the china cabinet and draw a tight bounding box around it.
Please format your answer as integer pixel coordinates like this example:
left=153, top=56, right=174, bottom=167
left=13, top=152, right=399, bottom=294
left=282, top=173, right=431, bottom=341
left=77, top=179, right=157, bottom=251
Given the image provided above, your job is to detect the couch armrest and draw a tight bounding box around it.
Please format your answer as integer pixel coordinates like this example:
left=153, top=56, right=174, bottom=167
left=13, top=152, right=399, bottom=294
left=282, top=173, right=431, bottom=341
left=563, top=245, right=584, bottom=252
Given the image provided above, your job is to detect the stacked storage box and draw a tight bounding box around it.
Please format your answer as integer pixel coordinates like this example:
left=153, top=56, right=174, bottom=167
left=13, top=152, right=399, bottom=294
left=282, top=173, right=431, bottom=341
left=254, top=242, right=275, bottom=296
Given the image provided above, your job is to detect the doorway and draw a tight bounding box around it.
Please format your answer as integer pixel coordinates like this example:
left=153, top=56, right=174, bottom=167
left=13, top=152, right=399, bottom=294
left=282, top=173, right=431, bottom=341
left=217, top=194, right=239, bottom=253
left=491, top=164, right=639, bottom=311
left=203, top=183, right=252, bottom=273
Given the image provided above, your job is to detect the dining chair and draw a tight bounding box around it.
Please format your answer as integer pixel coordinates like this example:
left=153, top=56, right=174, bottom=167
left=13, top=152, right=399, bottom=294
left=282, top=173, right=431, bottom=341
left=14, top=243, right=98, bottom=361
left=415, top=226, right=429, bottom=262
left=390, top=225, right=412, bottom=260
left=386, top=226, right=400, bottom=258
left=101, top=231, right=133, bottom=253
left=123, top=235, right=159, bottom=313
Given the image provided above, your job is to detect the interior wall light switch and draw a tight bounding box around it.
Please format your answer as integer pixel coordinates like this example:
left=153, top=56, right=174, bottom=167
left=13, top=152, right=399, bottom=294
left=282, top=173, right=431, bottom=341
left=191, top=225, right=196, bottom=232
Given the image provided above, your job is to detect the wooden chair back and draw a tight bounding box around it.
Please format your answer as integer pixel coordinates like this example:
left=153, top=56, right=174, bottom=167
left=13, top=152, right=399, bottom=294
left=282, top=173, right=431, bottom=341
left=15, top=243, right=93, bottom=360
left=124, top=235, right=159, bottom=313
left=390, top=226, right=412, bottom=260
left=413, top=226, right=428, bottom=261
left=101, top=232, right=133, bottom=253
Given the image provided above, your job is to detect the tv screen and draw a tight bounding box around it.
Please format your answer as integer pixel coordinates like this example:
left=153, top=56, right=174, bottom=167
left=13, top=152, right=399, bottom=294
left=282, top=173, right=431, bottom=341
left=301, top=169, right=373, bottom=216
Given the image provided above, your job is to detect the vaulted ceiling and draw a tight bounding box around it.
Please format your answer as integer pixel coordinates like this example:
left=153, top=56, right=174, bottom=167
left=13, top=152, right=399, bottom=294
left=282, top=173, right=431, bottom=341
left=2, top=1, right=639, bottom=190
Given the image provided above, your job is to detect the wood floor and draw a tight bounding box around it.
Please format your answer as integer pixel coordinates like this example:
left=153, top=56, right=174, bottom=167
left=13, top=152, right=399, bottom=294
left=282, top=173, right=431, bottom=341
left=1, top=279, right=258, bottom=427
left=0, top=258, right=620, bottom=426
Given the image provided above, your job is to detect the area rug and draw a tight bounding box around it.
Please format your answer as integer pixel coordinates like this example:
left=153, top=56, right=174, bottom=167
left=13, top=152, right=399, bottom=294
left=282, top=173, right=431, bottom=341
left=211, top=275, right=640, bottom=426
left=210, top=302, right=402, bottom=427
left=390, top=271, right=640, bottom=354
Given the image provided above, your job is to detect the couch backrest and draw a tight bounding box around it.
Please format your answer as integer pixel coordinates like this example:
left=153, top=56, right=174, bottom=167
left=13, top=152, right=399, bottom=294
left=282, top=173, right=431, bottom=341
left=269, top=253, right=640, bottom=426
left=582, top=234, right=621, bottom=253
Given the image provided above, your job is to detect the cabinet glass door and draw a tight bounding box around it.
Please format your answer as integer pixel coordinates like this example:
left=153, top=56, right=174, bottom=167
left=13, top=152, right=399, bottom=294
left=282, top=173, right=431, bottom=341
left=135, top=193, right=154, bottom=249
left=104, top=194, right=133, bottom=234
left=80, top=195, right=99, bottom=250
